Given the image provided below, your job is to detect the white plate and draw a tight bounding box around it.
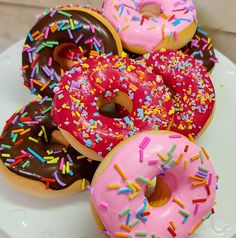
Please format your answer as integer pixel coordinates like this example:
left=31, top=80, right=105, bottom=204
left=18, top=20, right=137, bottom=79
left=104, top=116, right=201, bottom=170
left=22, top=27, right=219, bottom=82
left=0, top=41, right=236, bottom=238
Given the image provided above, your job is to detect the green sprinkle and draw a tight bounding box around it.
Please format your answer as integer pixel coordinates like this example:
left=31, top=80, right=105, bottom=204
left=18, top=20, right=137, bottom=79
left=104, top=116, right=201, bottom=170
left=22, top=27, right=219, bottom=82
left=22, top=160, right=30, bottom=168
left=199, top=166, right=209, bottom=173
left=179, top=209, right=190, bottom=217
left=169, top=160, right=176, bottom=168
left=36, top=44, right=45, bottom=53
left=58, top=94, right=64, bottom=99
left=4, top=162, right=10, bottom=167
left=168, top=144, right=177, bottom=155
left=62, top=25, right=72, bottom=31
left=21, top=112, right=28, bottom=117
left=35, top=64, right=39, bottom=74
left=135, top=232, right=147, bottom=237
left=43, top=42, right=54, bottom=48
left=46, top=41, right=59, bottom=46
left=1, top=144, right=11, bottom=149
left=57, top=10, right=72, bottom=18
left=47, top=150, right=53, bottom=155
left=129, top=220, right=139, bottom=228
left=12, top=134, right=18, bottom=143
left=137, top=177, right=148, bottom=184
left=42, top=106, right=52, bottom=115
left=151, top=235, right=157, bottom=238
left=119, top=208, right=130, bottom=217
left=199, top=151, right=204, bottom=164
left=203, top=212, right=212, bottom=220
left=162, top=154, right=173, bottom=166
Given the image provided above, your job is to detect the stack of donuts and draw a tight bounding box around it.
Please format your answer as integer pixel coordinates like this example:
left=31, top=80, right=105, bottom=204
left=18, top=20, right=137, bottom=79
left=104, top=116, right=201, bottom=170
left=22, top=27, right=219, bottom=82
left=0, top=1, right=219, bottom=237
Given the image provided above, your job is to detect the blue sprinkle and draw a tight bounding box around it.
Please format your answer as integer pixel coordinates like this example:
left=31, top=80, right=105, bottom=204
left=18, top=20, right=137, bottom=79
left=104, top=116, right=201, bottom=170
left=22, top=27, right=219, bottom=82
left=118, top=188, right=132, bottom=194
left=28, top=147, right=46, bottom=163
left=58, top=22, right=66, bottom=31
left=27, top=32, right=34, bottom=42
left=126, top=213, right=131, bottom=225
left=85, top=140, right=92, bottom=147
left=74, top=23, right=83, bottom=30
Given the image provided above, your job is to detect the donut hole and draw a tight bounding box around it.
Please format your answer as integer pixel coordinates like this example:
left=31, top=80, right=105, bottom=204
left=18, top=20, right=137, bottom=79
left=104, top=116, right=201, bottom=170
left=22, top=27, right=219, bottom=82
left=145, top=176, right=171, bottom=207
left=139, top=3, right=161, bottom=18
left=97, top=91, right=133, bottom=119
left=53, top=43, right=80, bottom=71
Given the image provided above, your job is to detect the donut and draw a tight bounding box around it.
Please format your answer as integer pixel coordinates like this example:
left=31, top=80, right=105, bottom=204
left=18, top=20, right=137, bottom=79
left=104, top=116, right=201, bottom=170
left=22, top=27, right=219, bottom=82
left=0, top=98, right=99, bottom=198
left=181, top=27, right=218, bottom=72
left=138, top=49, right=215, bottom=138
left=52, top=55, right=174, bottom=161
left=102, top=0, right=197, bottom=54
left=21, top=6, right=123, bottom=98
left=91, top=131, right=217, bottom=238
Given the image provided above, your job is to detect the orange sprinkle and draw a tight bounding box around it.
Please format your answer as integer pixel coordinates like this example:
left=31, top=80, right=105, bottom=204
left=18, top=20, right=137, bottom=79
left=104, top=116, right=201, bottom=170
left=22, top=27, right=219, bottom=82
left=188, top=133, right=195, bottom=142
left=51, top=23, right=59, bottom=33
left=189, top=175, right=205, bottom=181
left=189, top=220, right=203, bottom=235
left=116, top=135, right=124, bottom=140
left=160, top=13, right=169, bottom=19
left=120, top=224, right=132, bottom=232
left=192, top=180, right=207, bottom=186
left=34, top=33, right=44, bottom=41
left=40, top=81, right=50, bottom=92
left=201, top=147, right=209, bottom=159
left=31, top=31, right=40, bottom=37
left=191, top=154, right=200, bottom=161
left=173, top=197, right=185, bottom=208
left=33, top=79, right=44, bottom=86
left=21, top=65, right=29, bottom=70
left=170, top=220, right=177, bottom=230
left=20, top=128, right=31, bottom=135
left=161, top=24, right=166, bottom=39
left=12, top=129, right=24, bottom=133
left=114, top=233, right=130, bottom=237
left=114, top=163, right=127, bottom=181
left=176, top=153, right=184, bottom=165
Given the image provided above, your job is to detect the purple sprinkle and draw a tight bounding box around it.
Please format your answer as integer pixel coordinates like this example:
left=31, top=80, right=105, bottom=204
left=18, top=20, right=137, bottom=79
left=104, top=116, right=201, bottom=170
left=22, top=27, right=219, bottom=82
left=67, top=153, right=73, bottom=163
left=28, top=52, right=32, bottom=64
left=75, top=34, right=84, bottom=44
left=67, top=29, right=74, bottom=39
left=12, top=115, right=19, bottom=124
left=50, top=8, right=58, bottom=17
left=30, top=67, right=36, bottom=78
left=54, top=172, right=66, bottom=187
left=39, top=96, right=48, bottom=104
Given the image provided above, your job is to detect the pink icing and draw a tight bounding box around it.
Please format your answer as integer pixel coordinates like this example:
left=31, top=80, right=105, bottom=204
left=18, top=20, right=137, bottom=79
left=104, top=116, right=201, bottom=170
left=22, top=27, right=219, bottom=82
left=138, top=49, right=216, bottom=137
left=91, top=132, right=217, bottom=237
left=102, top=0, right=197, bottom=51
left=53, top=55, right=174, bottom=159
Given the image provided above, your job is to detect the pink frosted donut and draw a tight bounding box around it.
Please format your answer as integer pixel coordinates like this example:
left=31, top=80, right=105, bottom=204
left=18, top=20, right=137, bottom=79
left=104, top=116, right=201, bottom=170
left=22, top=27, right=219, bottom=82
left=53, top=55, right=174, bottom=161
left=138, top=49, right=215, bottom=137
left=102, top=0, right=197, bottom=54
left=91, top=131, right=217, bottom=238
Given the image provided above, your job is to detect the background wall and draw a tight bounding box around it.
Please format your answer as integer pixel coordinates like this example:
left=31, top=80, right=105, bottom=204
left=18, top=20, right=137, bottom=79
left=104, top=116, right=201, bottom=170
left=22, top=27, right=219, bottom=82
left=0, top=0, right=235, bottom=63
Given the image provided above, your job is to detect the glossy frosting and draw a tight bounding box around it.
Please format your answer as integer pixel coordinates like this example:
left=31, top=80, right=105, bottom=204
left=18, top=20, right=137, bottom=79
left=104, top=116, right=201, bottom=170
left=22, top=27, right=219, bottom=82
left=102, top=0, right=197, bottom=52
left=91, top=132, right=217, bottom=237
left=0, top=99, right=99, bottom=190
left=53, top=55, right=174, bottom=159
left=138, top=49, right=216, bottom=137
left=22, top=7, right=122, bottom=98
left=181, top=27, right=218, bottom=72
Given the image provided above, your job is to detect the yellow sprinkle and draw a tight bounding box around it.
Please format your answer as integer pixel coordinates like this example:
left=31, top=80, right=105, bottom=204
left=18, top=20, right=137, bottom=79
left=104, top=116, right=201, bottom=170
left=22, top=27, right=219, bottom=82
left=129, top=192, right=140, bottom=200
left=157, top=152, right=167, bottom=161
left=127, top=181, right=137, bottom=192
left=77, top=155, right=86, bottom=160
left=131, top=181, right=142, bottom=191
left=66, top=161, right=70, bottom=173
left=70, top=95, right=79, bottom=102
left=38, top=130, right=43, bottom=137
left=70, top=18, right=75, bottom=30
left=170, top=220, right=177, bottom=230
left=148, top=25, right=156, bottom=30
left=62, top=165, right=66, bottom=175
left=29, top=137, right=39, bottom=143
left=124, top=15, right=129, bottom=22
left=41, top=126, right=48, bottom=143
left=114, top=163, right=127, bottom=181
left=121, top=25, right=129, bottom=31
left=82, top=178, right=86, bottom=190
left=1, top=153, right=11, bottom=158
left=184, top=159, right=188, bottom=169
left=44, top=156, right=55, bottom=160
left=20, top=128, right=31, bottom=135
left=201, top=147, right=210, bottom=159
left=147, top=179, right=155, bottom=188
left=47, top=158, right=59, bottom=164
left=108, top=184, right=121, bottom=189
left=113, top=14, right=119, bottom=21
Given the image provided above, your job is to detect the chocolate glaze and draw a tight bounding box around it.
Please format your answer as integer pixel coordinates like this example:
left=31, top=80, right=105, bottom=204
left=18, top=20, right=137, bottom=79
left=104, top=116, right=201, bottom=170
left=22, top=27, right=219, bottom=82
left=181, top=27, right=218, bottom=72
left=0, top=99, right=99, bottom=190
left=22, top=8, right=120, bottom=98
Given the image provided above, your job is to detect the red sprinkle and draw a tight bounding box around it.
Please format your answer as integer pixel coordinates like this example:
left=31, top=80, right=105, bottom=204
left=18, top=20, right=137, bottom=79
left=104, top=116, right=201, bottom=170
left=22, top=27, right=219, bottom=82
left=41, top=177, right=56, bottom=183
left=140, top=211, right=150, bottom=217
left=167, top=226, right=177, bottom=237
left=205, top=184, right=211, bottom=196
left=15, top=138, right=24, bottom=146
left=8, top=159, right=23, bottom=168
left=15, top=153, right=30, bottom=160
left=192, top=198, right=207, bottom=203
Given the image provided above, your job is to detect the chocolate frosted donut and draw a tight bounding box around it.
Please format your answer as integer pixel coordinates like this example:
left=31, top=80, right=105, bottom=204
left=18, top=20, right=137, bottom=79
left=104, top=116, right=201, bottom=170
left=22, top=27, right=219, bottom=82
left=22, top=6, right=122, bottom=98
left=0, top=98, right=99, bottom=198
left=181, top=27, right=218, bottom=72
